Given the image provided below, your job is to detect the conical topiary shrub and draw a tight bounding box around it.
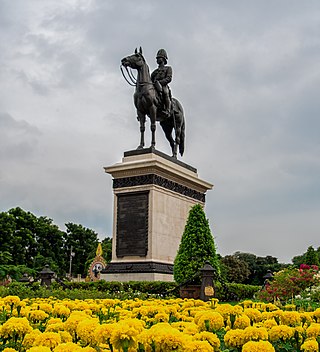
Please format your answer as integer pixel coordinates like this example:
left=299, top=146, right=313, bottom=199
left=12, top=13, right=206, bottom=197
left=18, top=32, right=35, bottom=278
left=173, top=204, right=220, bottom=284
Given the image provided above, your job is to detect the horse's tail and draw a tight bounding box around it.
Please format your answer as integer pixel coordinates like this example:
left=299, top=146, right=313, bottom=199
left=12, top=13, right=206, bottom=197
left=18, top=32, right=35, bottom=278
left=179, top=118, right=185, bottom=156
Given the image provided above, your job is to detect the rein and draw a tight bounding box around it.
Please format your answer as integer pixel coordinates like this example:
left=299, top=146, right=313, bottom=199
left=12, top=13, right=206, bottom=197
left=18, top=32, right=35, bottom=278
left=120, top=65, right=154, bottom=89
left=120, top=65, right=137, bottom=87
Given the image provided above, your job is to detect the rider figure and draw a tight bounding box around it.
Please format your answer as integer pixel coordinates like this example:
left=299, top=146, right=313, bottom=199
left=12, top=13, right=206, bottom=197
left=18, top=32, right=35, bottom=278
left=151, top=49, right=172, bottom=117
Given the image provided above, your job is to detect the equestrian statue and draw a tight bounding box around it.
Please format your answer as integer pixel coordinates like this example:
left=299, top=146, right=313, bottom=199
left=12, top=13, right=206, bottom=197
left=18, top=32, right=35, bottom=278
left=121, top=47, right=185, bottom=158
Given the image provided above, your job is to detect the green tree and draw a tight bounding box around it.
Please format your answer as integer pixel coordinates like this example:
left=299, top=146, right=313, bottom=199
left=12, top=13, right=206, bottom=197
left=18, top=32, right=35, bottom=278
left=6, top=207, right=37, bottom=267
left=101, top=237, right=112, bottom=263
left=173, top=204, right=220, bottom=285
left=64, top=223, right=99, bottom=276
left=0, top=251, right=12, bottom=265
left=305, top=246, right=319, bottom=266
left=292, top=246, right=320, bottom=268
left=292, top=254, right=305, bottom=268
left=221, top=255, right=250, bottom=283
left=0, top=211, right=16, bottom=254
left=34, top=216, right=65, bottom=274
left=0, top=207, right=66, bottom=274
left=234, top=252, right=285, bottom=285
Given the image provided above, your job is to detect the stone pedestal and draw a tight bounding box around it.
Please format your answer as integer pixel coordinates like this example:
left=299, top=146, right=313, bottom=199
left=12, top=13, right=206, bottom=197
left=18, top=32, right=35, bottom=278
left=100, top=147, right=213, bottom=282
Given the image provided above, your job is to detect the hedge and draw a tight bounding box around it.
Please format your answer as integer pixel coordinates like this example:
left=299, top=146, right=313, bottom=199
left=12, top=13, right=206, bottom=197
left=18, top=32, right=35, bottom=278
left=0, top=280, right=260, bottom=301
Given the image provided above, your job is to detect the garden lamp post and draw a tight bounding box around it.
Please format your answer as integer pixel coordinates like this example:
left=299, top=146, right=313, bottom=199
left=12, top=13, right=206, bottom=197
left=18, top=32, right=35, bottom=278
left=39, top=264, right=55, bottom=287
left=262, top=270, right=273, bottom=288
left=200, top=261, right=216, bottom=301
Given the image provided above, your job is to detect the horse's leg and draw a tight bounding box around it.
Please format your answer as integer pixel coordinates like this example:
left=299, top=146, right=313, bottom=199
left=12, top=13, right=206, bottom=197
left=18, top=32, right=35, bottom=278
left=173, top=113, right=181, bottom=158
left=160, top=121, right=175, bottom=156
left=150, top=106, right=157, bottom=148
left=137, top=112, right=145, bottom=149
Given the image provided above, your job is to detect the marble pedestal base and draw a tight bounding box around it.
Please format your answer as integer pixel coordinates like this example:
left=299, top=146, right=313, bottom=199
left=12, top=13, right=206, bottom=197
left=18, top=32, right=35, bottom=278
left=100, top=148, right=212, bottom=282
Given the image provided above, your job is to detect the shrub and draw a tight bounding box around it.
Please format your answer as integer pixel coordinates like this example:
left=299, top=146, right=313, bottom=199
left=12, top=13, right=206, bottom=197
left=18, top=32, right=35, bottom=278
left=256, top=264, right=320, bottom=302
left=173, top=204, right=220, bottom=285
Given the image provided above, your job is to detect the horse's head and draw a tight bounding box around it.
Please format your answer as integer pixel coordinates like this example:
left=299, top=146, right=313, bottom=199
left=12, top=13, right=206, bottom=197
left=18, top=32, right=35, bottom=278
left=121, top=47, right=145, bottom=69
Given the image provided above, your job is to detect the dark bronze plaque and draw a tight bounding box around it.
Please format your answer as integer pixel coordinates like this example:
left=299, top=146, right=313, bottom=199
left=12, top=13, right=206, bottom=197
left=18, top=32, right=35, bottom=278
left=116, top=191, right=149, bottom=257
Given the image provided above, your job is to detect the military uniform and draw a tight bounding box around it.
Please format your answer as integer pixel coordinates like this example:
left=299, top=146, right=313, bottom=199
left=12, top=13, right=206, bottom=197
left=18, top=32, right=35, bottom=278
left=151, top=49, right=172, bottom=116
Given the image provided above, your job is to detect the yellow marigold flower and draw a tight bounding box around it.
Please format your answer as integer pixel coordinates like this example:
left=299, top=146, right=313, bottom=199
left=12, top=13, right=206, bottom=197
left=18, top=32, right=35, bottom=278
left=82, top=347, right=96, bottom=352
left=153, top=325, right=185, bottom=351
left=47, top=317, right=63, bottom=325
left=181, top=322, right=199, bottom=335
left=284, top=303, right=296, bottom=310
left=215, top=303, right=242, bottom=321
left=268, top=325, right=294, bottom=342
left=27, top=347, right=51, bottom=352
left=154, top=310, right=169, bottom=323
left=313, top=308, right=320, bottom=322
left=242, top=340, right=275, bottom=352
left=194, top=331, right=220, bottom=351
left=183, top=340, right=213, bottom=352
left=38, top=303, right=53, bottom=314
left=301, top=338, right=319, bottom=352
left=281, top=311, right=301, bottom=326
left=137, top=329, right=154, bottom=351
left=233, top=314, right=251, bottom=329
left=3, top=295, right=21, bottom=307
left=265, top=303, right=279, bottom=312
left=34, top=331, right=61, bottom=349
left=109, top=320, right=143, bottom=351
left=301, top=312, right=313, bottom=326
left=270, top=309, right=283, bottom=324
left=141, top=322, right=185, bottom=351
left=94, top=323, right=116, bottom=344
left=64, top=311, right=89, bottom=336
left=294, top=326, right=305, bottom=345
left=195, top=311, right=224, bottom=331
left=241, top=300, right=254, bottom=309
left=1, top=317, right=32, bottom=338
left=23, top=329, right=42, bottom=348
left=171, top=321, right=199, bottom=334
left=263, top=319, right=278, bottom=330
left=45, top=322, right=65, bottom=332
left=59, top=330, right=73, bottom=343
left=3, top=348, right=18, bottom=352
left=101, top=298, right=121, bottom=308
left=52, top=304, right=71, bottom=318
left=224, top=329, right=246, bottom=348
left=244, top=308, right=262, bottom=323
left=28, top=309, right=49, bottom=322
left=232, top=305, right=244, bottom=315
left=306, top=323, right=320, bottom=338
left=243, top=326, right=268, bottom=342
left=76, top=318, right=100, bottom=345
left=53, top=342, right=82, bottom=352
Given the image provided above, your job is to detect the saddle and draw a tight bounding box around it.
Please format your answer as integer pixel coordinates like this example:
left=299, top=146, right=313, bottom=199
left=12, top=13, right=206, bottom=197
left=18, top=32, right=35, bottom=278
left=153, top=82, right=173, bottom=121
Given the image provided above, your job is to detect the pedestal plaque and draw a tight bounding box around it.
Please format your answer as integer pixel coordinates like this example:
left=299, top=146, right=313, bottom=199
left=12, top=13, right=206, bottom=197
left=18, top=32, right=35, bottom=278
left=116, top=191, right=149, bottom=257
left=100, top=148, right=213, bottom=282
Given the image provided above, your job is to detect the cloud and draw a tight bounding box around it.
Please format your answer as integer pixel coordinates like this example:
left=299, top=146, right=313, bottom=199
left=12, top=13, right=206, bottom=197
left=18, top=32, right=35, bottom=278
left=0, top=112, right=41, bottom=159
left=1, top=0, right=320, bottom=263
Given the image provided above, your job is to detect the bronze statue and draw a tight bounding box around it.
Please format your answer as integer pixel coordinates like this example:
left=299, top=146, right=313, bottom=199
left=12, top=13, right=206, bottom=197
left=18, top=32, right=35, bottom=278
left=151, top=49, right=172, bottom=118
left=121, top=47, right=185, bottom=158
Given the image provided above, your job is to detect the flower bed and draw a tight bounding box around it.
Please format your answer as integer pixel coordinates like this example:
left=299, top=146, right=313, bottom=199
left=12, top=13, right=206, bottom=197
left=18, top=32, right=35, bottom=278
left=1, top=296, right=320, bottom=351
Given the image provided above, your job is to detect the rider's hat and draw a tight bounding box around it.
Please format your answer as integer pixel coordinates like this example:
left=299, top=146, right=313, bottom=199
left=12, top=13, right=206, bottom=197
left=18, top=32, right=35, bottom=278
left=156, top=49, right=168, bottom=62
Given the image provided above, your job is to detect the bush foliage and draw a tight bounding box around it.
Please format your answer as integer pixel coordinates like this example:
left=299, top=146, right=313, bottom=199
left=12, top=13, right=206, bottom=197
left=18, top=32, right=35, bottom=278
left=173, top=204, right=220, bottom=285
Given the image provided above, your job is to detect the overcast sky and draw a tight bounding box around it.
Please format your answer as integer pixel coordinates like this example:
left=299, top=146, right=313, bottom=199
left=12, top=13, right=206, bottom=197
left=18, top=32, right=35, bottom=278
left=1, top=0, right=320, bottom=263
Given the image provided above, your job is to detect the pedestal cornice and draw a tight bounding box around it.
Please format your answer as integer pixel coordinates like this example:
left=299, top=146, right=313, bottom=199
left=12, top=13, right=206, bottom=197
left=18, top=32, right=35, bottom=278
left=104, top=148, right=213, bottom=194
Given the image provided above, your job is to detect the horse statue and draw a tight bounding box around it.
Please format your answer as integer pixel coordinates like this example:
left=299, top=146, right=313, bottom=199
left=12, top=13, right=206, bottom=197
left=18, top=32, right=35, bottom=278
left=121, top=47, right=185, bottom=158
